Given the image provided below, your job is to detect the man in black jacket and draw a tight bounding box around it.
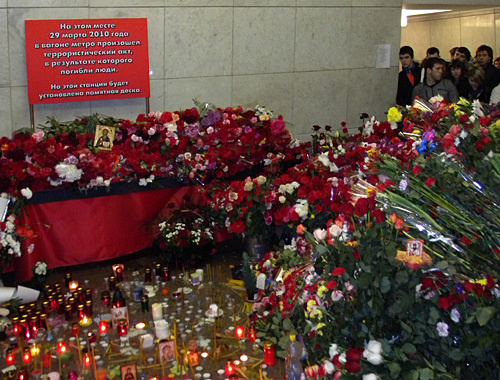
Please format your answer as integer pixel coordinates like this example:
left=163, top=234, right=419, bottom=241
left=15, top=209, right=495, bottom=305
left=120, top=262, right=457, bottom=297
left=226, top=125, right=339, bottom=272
left=475, top=45, right=500, bottom=103
left=396, top=46, right=422, bottom=106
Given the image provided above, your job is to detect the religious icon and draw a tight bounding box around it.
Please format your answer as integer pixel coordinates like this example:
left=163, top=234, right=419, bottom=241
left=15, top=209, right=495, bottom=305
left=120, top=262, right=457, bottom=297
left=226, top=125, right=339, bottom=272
left=94, top=125, right=116, bottom=151
left=406, top=239, right=424, bottom=258
left=121, top=363, right=137, bottom=380
left=159, top=339, right=176, bottom=363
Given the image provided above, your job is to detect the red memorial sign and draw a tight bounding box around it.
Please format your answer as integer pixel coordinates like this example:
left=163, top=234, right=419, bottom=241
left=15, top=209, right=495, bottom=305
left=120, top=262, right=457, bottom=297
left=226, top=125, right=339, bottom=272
left=25, top=18, right=150, bottom=104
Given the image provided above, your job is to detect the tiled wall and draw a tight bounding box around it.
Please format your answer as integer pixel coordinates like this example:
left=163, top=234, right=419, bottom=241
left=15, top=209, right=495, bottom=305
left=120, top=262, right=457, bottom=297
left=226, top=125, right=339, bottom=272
left=1, top=0, right=403, bottom=141
left=402, top=7, right=500, bottom=65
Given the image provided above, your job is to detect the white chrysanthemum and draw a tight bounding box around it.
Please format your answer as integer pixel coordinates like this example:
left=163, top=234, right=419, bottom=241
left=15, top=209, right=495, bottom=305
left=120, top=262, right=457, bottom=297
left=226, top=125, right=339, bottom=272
left=55, top=163, right=83, bottom=183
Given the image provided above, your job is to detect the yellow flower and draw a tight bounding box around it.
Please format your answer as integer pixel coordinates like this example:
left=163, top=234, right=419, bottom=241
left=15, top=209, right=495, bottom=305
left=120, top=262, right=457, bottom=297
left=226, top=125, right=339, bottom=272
left=387, top=107, right=402, bottom=123
left=317, top=285, right=327, bottom=298
left=412, top=130, right=421, bottom=135
left=457, top=97, right=470, bottom=106
left=475, top=279, right=487, bottom=286
left=316, top=323, right=326, bottom=336
left=311, top=214, right=315, bottom=219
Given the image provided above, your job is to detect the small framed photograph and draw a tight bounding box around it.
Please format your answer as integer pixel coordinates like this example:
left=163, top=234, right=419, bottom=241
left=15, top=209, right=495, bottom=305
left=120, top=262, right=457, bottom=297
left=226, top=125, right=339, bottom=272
left=121, top=363, right=137, bottom=380
left=94, top=125, right=116, bottom=150
left=111, top=306, right=129, bottom=329
left=159, top=339, right=176, bottom=363
left=407, top=239, right=424, bottom=258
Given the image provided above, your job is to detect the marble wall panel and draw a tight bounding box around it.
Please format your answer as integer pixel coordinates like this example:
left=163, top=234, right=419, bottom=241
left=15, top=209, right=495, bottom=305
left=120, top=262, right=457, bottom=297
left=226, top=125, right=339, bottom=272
left=8, top=7, right=89, bottom=86
left=0, top=9, right=9, bottom=86
left=164, top=7, right=232, bottom=79
left=149, top=78, right=165, bottom=112
left=460, top=13, right=496, bottom=55
left=350, top=7, right=401, bottom=68
left=295, top=8, right=351, bottom=71
left=291, top=70, right=349, bottom=137
left=0, top=0, right=6, bottom=7
left=166, top=0, right=233, bottom=5
left=297, top=0, right=350, bottom=6
left=164, top=76, right=231, bottom=111
left=233, top=7, right=295, bottom=75
left=10, top=86, right=91, bottom=131
left=346, top=67, right=398, bottom=128
left=89, top=0, right=164, bottom=7
left=90, top=97, right=148, bottom=120
left=11, top=0, right=88, bottom=7
left=234, top=0, right=295, bottom=6
left=88, top=7, right=165, bottom=80
left=429, top=17, right=461, bottom=61
left=496, top=12, right=500, bottom=58
left=352, top=0, right=402, bottom=7
left=0, top=88, right=12, bottom=137
left=401, top=21, right=430, bottom=64
left=231, top=73, right=293, bottom=122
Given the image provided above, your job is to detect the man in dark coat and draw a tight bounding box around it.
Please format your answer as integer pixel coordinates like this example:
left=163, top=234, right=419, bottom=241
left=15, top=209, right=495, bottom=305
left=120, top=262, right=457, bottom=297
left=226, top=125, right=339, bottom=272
left=397, top=46, right=422, bottom=106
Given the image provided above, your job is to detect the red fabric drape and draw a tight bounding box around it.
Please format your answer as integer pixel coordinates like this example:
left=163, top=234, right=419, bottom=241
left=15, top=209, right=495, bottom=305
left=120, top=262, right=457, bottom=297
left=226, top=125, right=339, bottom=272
left=14, top=186, right=200, bottom=283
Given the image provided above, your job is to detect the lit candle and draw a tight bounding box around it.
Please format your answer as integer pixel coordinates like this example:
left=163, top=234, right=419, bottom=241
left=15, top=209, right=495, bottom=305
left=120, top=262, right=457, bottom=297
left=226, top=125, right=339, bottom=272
left=79, top=315, right=92, bottom=327
left=31, top=344, right=40, bottom=357
left=22, top=347, right=32, bottom=364
left=83, top=352, right=92, bottom=367
left=225, top=361, right=235, bottom=376
left=248, top=324, right=256, bottom=342
left=57, top=341, right=67, bottom=355
left=112, top=264, right=124, bottom=282
left=17, top=368, right=29, bottom=380
left=151, top=303, right=163, bottom=320
left=117, top=320, right=128, bottom=336
left=240, top=354, right=248, bottom=362
left=65, top=273, right=73, bottom=287
left=236, top=325, right=245, bottom=339
left=71, top=322, right=80, bottom=337
left=42, top=353, right=51, bottom=369
left=12, top=316, right=20, bottom=335
left=135, top=322, right=146, bottom=330
left=68, top=280, right=79, bottom=291
left=5, top=348, right=15, bottom=365
left=263, top=341, right=275, bottom=366
left=99, top=320, right=108, bottom=334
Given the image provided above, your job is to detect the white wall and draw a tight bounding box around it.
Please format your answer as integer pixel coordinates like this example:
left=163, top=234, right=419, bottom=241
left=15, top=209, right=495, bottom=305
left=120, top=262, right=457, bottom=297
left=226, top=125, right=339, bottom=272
left=1, top=0, right=403, bottom=141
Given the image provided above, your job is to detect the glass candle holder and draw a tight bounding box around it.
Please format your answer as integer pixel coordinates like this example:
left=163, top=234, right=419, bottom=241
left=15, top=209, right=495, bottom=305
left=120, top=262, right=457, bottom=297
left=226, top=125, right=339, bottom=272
left=263, top=341, right=275, bottom=366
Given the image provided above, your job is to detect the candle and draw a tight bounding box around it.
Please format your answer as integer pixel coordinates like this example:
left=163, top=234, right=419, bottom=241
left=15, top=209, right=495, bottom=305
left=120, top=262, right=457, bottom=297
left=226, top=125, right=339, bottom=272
left=5, top=348, right=15, bottom=365
left=162, top=266, right=170, bottom=281
left=108, top=276, right=116, bottom=291
left=57, top=341, right=67, bottom=354
left=135, top=322, right=146, bottom=329
left=68, top=280, right=78, bottom=291
left=187, top=350, right=199, bottom=366
left=248, top=324, right=256, bottom=342
left=240, top=354, right=248, bottom=362
left=85, top=300, right=93, bottom=316
left=117, top=319, right=128, bottom=336
left=31, top=344, right=40, bottom=357
left=145, top=268, right=152, bottom=283
left=79, top=315, right=92, bottom=327
left=65, top=273, right=73, bottom=287
left=225, top=361, right=235, bottom=376
left=113, top=264, right=124, bottom=282
left=42, top=353, right=51, bottom=369
left=155, top=263, right=162, bottom=276
left=141, top=295, right=149, bottom=313
left=98, top=320, right=108, bottom=334
left=71, top=322, right=80, bottom=337
left=17, top=368, right=29, bottom=380
left=78, top=304, right=85, bottom=320
left=64, top=304, right=72, bottom=321
left=236, top=325, right=245, bottom=339
left=48, top=372, right=60, bottom=380
left=83, top=352, right=92, bottom=367
left=12, top=316, right=20, bottom=335
left=23, top=347, right=32, bottom=364
left=151, top=303, right=163, bottom=320
left=263, top=341, right=275, bottom=366
left=85, top=288, right=93, bottom=301
left=96, top=369, right=107, bottom=380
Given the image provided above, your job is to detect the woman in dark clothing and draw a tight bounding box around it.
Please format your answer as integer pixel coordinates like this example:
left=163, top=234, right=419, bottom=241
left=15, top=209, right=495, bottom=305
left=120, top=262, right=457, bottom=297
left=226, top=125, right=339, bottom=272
left=463, top=64, right=486, bottom=102
left=448, top=59, right=469, bottom=99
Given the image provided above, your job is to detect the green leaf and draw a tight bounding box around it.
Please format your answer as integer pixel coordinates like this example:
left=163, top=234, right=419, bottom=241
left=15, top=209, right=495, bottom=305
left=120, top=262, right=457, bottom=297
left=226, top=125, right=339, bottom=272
left=388, top=362, right=401, bottom=378
left=419, top=368, right=434, bottom=380
left=433, top=362, right=446, bottom=373
left=402, top=343, right=417, bottom=354
left=435, top=260, right=448, bottom=269
left=381, top=276, right=391, bottom=294
left=403, top=370, right=419, bottom=380
left=282, top=318, right=294, bottom=331
left=476, top=307, right=496, bottom=326
left=396, top=271, right=409, bottom=285
left=315, top=244, right=329, bottom=255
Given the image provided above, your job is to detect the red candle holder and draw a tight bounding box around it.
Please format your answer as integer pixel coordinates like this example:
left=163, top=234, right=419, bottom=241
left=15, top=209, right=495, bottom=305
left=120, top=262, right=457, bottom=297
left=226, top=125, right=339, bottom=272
left=5, top=348, right=15, bottom=365
left=87, top=331, right=97, bottom=344
left=12, top=316, right=20, bottom=335
left=263, top=341, right=275, bottom=366
left=225, top=361, right=235, bottom=376
left=114, top=265, right=124, bottom=283
left=72, top=322, right=80, bottom=337
left=42, top=353, right=51, bottom=369
left=248, top=324, right=256, bottom=342
left=117, top=320, right=128, bottom=336
left=83, top=352, right=92, bottom=367
left=17, top=368, right=29, bottom=380
left=236, top=325, right=245, bottom=339
left=22, top=347, right=32, bottom=364
left=57, top=341, right=67, bottom=355
left=99, top=320, right=109, bottom=334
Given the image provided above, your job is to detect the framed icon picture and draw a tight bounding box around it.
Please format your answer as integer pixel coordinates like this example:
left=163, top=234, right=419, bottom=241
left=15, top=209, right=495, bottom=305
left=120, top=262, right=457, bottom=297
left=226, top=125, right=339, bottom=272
left=406, top=239, right=424, bottom=258
left=159, top=339, right=176, bottom=363
left=111, top=306, right=129, bottom=328
left=94, top=125, right=116, bottom=151
left=121, top=363, right=137, bottom=380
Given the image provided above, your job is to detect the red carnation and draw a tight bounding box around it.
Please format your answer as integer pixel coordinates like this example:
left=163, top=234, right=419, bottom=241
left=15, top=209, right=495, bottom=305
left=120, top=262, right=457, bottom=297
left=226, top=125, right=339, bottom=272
left=438, top=297, right=450, bottom=309
left=332, top=267, right=346, bottom=276
left=231, top=220, right=246, bottom=234
left=412, top=166, right=423, bottom=175
left=463, top=281, right=474, bottom=293
left=460, top=236, right=472, bottom=245
left=425, top=177, right=436, bottom=187
left=354, top=198, right=369, bottom=217
left=326, top=280, right=338, bottom=290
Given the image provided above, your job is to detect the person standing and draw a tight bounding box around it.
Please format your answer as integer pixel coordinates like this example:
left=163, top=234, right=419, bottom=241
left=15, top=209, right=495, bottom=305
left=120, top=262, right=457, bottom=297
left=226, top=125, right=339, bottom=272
left=396, top=46, right=422, bottom=106
left=475, top=45, right=500, bottom=102
left=412, top=57, right=458, bottom=103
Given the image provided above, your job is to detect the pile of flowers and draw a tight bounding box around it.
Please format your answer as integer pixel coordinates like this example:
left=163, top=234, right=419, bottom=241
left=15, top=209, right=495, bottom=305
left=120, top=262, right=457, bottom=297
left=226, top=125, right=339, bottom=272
left=247, top=98, right=500, bottom=379
left=0, top=103, right=300, bottom=198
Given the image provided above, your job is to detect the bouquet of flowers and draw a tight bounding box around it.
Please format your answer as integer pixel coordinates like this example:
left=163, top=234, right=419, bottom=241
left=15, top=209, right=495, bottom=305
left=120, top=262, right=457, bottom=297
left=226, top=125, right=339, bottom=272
left=157, top=207, right=214, bottom=263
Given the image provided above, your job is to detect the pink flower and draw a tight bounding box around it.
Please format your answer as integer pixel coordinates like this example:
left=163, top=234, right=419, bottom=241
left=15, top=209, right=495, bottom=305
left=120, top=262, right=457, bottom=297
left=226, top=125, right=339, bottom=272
left=450, top=124, right=461, bottom=136
left=313, top=228, right=327, bottom=242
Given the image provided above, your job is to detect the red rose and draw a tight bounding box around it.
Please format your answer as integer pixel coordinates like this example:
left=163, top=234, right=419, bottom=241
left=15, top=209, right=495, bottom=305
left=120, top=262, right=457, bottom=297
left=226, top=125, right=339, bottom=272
left=463, top=281, right=474, bottom=293
left=340, top=203, right=354, bottom=215
left=326, top=280, right=338, bottom=290
left=354, top=198, right=369, bottom=217
left=346, top=348, right=364, bottom=363
left=332, top=267, right=346, bottom=276
left=460, top=236, right=472, bottom=245
left=231, top=220, right=246, bottom=234
left=475, top=283, right=484, bottom=297
left=371, top=209, right=386, bottom=224
left=332, top=354, right=343, bottom=370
